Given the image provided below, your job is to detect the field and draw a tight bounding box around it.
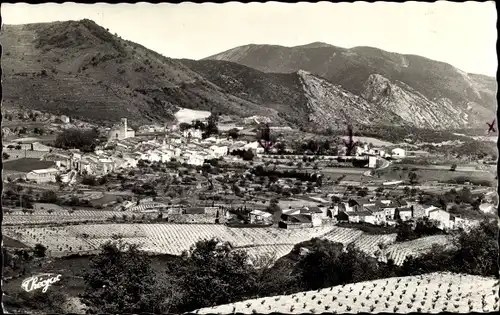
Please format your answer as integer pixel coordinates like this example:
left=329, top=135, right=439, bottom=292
left=174, top=107, right=211, bottom=123
left=379, top=165, right=495, bottom=185
left=2, top=224, right=338, bottom=257
left=2, top=157, right=56, bottom=172
left=378, top=235, right=452, bottom=266
left=2, top=222, right=447, bottom=267
left=341, top=136, right=394, bottom=147
left=195, top=272, right=500, bottom=314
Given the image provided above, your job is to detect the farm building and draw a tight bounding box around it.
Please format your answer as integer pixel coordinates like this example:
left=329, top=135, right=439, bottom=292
left=344, top=209, right=376, bottom=225
left=26, top=168, right=59, bottom=183
left=249, top=210, right=273, bottom=224
left=279, top=213, right=315, bottom=229
left=426, top=207, right=453, bottom=230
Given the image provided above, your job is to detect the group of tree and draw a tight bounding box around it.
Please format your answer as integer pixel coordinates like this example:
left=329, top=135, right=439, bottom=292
left=178, top=112, right=220, bottom=139
left=230, top=148, right=255, bottom=161
left=54, top=128, right=100, bottom=152
left=78, top=218, right=497, bottom=314
left=252, top=165, right=322, bottom=184
left=395, top=217, right=444, bottom=242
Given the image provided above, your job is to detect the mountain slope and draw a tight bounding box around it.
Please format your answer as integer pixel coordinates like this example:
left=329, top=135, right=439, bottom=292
left=1, top=20, right=281, bottom=125
left=206, top=43, right=497, bottom=128
left=178, top=60, right=398, bottom=129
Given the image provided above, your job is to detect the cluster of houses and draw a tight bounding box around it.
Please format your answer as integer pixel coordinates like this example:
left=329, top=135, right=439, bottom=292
left=331, top=196, right=480, bottom=231
left=353, top=144, right=406, bottom=159
left=236, top=194, right=482, bottom=232
left=2, top=118, right=271, bottom=183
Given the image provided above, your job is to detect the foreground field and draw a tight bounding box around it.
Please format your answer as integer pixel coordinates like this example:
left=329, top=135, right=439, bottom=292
left=195, top=272, right=500, bottom=314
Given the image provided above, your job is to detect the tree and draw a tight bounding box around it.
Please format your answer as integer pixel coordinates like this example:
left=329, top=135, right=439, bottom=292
left=33, top=243, right=47, bottom=258
left=165, top=238, right=257, bottom=312
left=242, top=149, right=255, bottom=161
left=2, top=152, right=10, bottom=160
left=228, top=128, right=239, bottom=140
left=179, top=123, right=191, bottom=132
left=82, top=175, right=97, bottom=186
left=81, top=239, right=168, bottom=314
left=202, top=113, right=219, bottom=139
left=40, top=190, right=58, bottom=203
left=357, top=190, right=368, bottom=197
left=450, top=164, right=457, bottom=171
left=408, top=171, right=418, bottom=184
left=55, top=128, right=99, bottom=152
left=403, top=186, right=410, bottom=195
left=295, top=239, right=381, bottom=290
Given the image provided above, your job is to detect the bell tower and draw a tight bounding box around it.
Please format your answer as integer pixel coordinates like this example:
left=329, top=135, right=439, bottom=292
left=120, top=118, right=128, bottom=138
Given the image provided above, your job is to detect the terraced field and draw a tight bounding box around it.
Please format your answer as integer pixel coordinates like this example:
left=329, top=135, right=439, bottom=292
left=2, top=222, right=447, bottom=266
left=195, top=272, right=500, bottom=314
left=2, top=209, right=149, bottom=226
left=378, top=235, right=452, bottom=266
left=2, top=224, right=338, bottom=257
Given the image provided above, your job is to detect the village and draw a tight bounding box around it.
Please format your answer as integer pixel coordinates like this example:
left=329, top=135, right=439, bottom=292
left=2, top=110, right=496, bottom=253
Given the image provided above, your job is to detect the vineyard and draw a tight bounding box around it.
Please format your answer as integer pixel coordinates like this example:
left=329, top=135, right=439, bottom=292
left=2, top=223, right=450, bottom=265
left=195, top=272, right=500, bottom=314
left=378, top=235, right=453, bottom=266
left=2, top=209, right=150, bottom=226
left=2, top=224, right=338, bottom=257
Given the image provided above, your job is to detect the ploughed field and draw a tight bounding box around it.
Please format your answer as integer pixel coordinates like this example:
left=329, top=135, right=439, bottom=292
left=195, top=272, right=500, bottom=314
left=4, top=224, right=450, bottom=266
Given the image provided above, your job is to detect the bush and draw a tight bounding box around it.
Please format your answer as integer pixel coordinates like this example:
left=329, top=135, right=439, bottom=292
left=39, top=190, right=58, bottom=203
left=33, top=243, right=47, bottom=258
left=81, top=239, right=169, bottom=314
left=82, top=175, right=97, bottom=186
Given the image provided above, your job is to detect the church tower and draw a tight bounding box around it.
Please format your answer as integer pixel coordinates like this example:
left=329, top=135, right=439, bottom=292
left=120, top=118, right=128, bottom=138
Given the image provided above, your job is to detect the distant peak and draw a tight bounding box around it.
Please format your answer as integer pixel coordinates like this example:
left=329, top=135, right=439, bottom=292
left=294, top=42, right=333, bottom=49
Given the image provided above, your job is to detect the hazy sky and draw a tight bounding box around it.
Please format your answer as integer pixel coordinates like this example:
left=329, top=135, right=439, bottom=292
left=2, top=1, right=497, bottom=76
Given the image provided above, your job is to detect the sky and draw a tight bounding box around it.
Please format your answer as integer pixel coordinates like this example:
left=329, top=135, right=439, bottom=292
left=2, top=1, right=497, bottom=76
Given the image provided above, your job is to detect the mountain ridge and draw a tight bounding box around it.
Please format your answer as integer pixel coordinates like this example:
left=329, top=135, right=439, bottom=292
left=206, top=43, right=497, bottom=129
left=2, top=19, right=496, bottom=130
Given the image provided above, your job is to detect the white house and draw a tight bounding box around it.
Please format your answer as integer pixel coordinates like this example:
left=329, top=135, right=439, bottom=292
left=244, top=141, right=265, bottom=154
left=427, top=207, right=453, bottom=230
left=210, top=145, right=228, bottom=158
left=391, top=148, right=406, bottom=158
left=26, top=168, right=59, bottom=183
left=60, top=115, right=70, bottom=123
left=183, top=128, right=203, bottom=140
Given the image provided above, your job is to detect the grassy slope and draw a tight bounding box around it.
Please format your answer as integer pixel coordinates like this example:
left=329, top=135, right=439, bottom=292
left=178, top=59, right=310, bottom=126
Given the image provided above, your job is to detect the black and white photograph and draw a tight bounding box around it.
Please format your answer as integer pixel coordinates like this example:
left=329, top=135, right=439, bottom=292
left=1, top=1, right=498, bottom=314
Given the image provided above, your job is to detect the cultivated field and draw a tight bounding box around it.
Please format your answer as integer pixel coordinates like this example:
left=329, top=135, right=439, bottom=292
left=2, top=224, right=338, bottom=257
left=341, top=136, right=394, bottom=147
left=174, top=107, right=211, bottom=123
left=378, top=235, right=452, bottom=266
left=2, top=223, right=447, bottom=266
left=195, top=272, right=500, bottom=314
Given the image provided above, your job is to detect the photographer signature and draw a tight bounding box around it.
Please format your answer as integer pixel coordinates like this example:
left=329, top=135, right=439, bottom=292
left=21, top=273, right=62, bottom=293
